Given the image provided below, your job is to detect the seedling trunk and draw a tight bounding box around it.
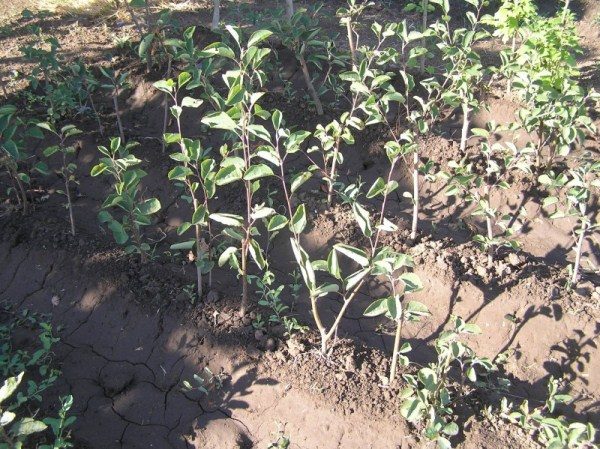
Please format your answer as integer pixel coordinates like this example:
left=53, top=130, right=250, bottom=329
left=299, top=55, right=324, bottom=116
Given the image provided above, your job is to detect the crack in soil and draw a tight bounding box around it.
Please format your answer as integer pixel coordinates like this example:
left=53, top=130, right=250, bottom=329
left=0, top=248, right=30, bottom=296
left=61, top=341, right=158, bottom=384
left=16, top=261, right=55, bottom=308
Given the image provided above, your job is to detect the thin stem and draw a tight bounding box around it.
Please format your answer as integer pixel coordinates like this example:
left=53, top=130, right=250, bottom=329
left=285, top=0, right=294, bottom=19
left=240, top=110, right=252, bottom=317
left=410, top=149, right=419, bottom=240
left=484, top=182, right=494, bottom=267
left=63, top=154, right=76, bottom=236
left=65, top=177, right=75, bottom=236
left=420, top=0, right=429, bottom=73
left=193, top=196, right=204, bottom=299
left=161, top=58, right=172, bottom=153
left=12, top=166, right=28, bottom=213
left=390, top=318, right=403, bottom=383
left=8, top=171, right=22, bottom=207
left=86, top=84, right=104, bottom=136
left=299, top=54, right=323, bottom=116
left=572, top=205, right=587, bottom=286
left=125, top=1, right=144, bottom=39
left=130, top=208, right=147, bottom=263
left=113, top=85, right=126, bottom=143
left=212, top=0, right=220, bottom=30
left=460, top=101, right=470, bottom=152
left=327, top=137, right=341, bottom=206
left=562, top=0, right=570, bottom=23
left=346, top=20, right=356, bottom=69
left=507, top=35, right=516, bottom=94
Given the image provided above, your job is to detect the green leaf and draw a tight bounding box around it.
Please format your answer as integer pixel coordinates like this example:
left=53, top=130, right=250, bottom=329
left=366, top=177, right=386, bottom=198
left=244, top=164, right=274, bottom=181
left=400, top=398, right=424, bottom=422
left=0, top=411, right=15, bottom=426
left=248, top=29, right=273, bottom=47
left=108, top=220, right=128, bottom=244
left=170, top=240, right=196, bottom=250
left=168, top=166, right=193, bottom=181
left=153, top=79, right=174, bottom=94
left=289, top=204, right=307, bottom=234
left=139, top=33, right=155, bottom=58
left=290, top=171, right=312, bottom=194
left=215, top=165, right=243, bottom=185
left=250, top=205, right=275, bottom=220
left=406, top=301, right=429, bottom=316
left=11, top=418, right=47, bottom=436
left=138, top=198, right=161, bottom=215
left=181, top=97, right=203, bottom=108
left=267, top=214, right=288, bottom=232
left=43, top=145, right=60, bottom=157
left=202, top=111, right=237, bottom=130
left=178, top=71, right=192, bottom=89
left=247, top=124, right=271, bottom=143
left=0, top=372, right=23, bottom=403
left=418, top=367, right=437, bottom=391
left=248, top=239, right=266, bottom=269
left=471, top=128, right=489, bottom=138
left=327, top=249, right=341, bottom=279
left=352, top=202, right=372, bottom=237
left=466, top=366, right=477, bottom=382
left=36, top=122, right=54, bottom=133
left=364, top=298, right=388, bottom=317
left=210, top=213, right=244, bottom=227
left=334, top=244, right=369, bottom=267
left=271, top=109, right=282, bottom=129
left=192, top=205, right=207, bottom=225
left=400, top=273, right=423, bottom=293
left=218, top=246, right=238, bottom=267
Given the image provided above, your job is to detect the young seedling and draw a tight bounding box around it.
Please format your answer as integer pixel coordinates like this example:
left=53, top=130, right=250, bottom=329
left=19, top=26, right=61, bottom=120
left=335, top=0, right=371, bottom=69
left=441, top=122, right=534, bottom=267
left=0, top=316, right=75, bottom=449
left=0, top=105, right=36, bottom=212
left=401, top=317, right=494, bottom=449
left=433, top=0, right=487, bottom=153
left=515, top=80, right=597, bottom=170
left=36, top=122, right=83, bottom=236
left=539, top=155, right=600, bottom=287
left=91, top=137, right=161, bottom=263
left=99, top=67, right=128, bottom=143
left=403, top=0, right=435, bottom=73
left=70, top=60, right=104, bottom=136
left=44, top=395, right=76, bottom=449
left=154, top=72, right=216, bottom=300
left=271, top=8, right=325, bottom=115
left=251, top=269, right=306, bottom=336
left=288, top=112, right=412, bottom=354
left=200, top=26, right=276, bottom=317
left=510, top=12, right=584, bottom=168
left=363, top=253, right=429, bottom=384
left=482, top=0, right=537, bottom=93
left=499, top=376, right=597, bottom=449
left=308, top=22, right=398, bottom=206
left=138, top=9, right=176, bottom=74
left=274, top=24, right=439, bottom=354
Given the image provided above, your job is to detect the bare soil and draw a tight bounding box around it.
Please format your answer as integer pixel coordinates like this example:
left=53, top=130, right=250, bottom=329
left=1, top=0, right=599, bottom=448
